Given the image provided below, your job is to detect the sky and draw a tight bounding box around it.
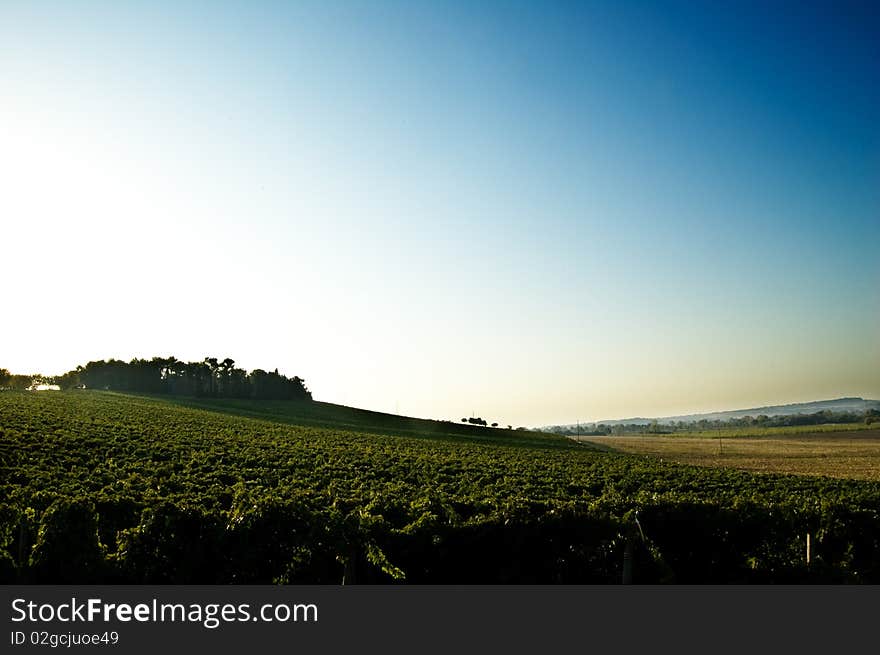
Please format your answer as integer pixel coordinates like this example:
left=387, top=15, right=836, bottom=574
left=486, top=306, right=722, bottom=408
left=2, top=0, right=878, bottom=426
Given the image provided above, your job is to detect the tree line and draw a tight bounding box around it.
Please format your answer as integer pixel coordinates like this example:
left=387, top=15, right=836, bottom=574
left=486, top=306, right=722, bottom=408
left=0, top=369, right=38, bottom=391
left=545, top=409, right=880, bottom=436
left=1, top=357, right=311, bottom=401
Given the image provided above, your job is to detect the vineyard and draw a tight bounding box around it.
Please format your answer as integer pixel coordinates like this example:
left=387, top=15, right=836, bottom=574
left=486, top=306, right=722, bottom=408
left=2, top=391, right=880, bottom=584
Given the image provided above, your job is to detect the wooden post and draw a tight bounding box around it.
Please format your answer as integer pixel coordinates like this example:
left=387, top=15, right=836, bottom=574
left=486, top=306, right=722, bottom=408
left=622, top=537, right=633, bottom=584
left=806, top=533, right=811, bottom=565
left=342, top=545, right=357, bottom=585
left=18, top=518, right=27, bottom=570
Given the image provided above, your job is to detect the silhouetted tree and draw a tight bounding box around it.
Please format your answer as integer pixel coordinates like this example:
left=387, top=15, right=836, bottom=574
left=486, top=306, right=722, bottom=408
left=7, top=374, right=34, bottom=390
left=54, top=369, right=82, bottom=390
left=204, top=358, right=220, bottom=396
left=55, top=356, right=311, bottom=401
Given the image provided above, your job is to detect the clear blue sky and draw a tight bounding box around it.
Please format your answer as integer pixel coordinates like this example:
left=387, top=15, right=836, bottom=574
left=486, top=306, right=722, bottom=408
left=2, top=1, right=878, bottom=425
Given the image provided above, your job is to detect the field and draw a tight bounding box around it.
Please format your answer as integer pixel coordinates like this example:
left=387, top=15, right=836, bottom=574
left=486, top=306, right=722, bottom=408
left=580, top=428, right=880, bottom=481
left=3, top=391, right=880, bottom=584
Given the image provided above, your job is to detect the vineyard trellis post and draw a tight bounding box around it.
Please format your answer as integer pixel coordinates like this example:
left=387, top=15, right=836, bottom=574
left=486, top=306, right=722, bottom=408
left=19, top=516, right=27, bottom=572
left=622, top=512, right=647, bottom=584
left=622, top=537, right=633, bottom=584
left=342, top=545, right=357, bottom=585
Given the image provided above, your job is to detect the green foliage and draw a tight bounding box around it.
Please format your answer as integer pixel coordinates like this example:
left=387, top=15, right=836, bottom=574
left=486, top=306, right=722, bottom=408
left=0, top=374, right=35, bottom=391
left=29, top=499, right=107, bottom=583
left=3, top=391, right=880, bottom=583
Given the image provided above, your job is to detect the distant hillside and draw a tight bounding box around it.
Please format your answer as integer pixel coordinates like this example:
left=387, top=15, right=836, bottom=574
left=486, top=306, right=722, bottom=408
left=545, top=397, right=880, bottom=430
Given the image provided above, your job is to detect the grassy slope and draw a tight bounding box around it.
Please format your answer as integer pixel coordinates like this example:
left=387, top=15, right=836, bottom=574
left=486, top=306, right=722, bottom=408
left=143, top=392, right=576, bottom=450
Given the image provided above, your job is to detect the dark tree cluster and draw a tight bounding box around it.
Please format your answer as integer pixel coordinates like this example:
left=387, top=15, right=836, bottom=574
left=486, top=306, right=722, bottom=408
left=456, top=417, right=507, bottom=428
left=53, top=357, right=311, bottom=401
left=0, top=369, right=40, bottom=391
left=695, top=410, right=875, bottom=429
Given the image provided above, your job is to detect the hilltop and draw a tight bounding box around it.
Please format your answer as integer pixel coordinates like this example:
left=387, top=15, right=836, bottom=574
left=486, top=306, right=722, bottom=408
left=152, top=392, right=569, bottom=449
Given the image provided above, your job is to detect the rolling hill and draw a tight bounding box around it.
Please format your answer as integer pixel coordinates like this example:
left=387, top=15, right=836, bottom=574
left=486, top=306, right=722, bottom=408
left=545, top=397, right=880, bottom=430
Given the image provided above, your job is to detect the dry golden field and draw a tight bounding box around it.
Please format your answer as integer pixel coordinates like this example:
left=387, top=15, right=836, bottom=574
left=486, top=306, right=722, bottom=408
left=579, top=428, right=880, bottom=481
